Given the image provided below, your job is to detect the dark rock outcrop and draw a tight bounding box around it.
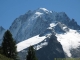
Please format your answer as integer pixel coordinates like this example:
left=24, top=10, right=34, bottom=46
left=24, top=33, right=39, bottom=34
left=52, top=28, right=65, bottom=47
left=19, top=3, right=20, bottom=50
left=36, top=34, right=65, bottom=60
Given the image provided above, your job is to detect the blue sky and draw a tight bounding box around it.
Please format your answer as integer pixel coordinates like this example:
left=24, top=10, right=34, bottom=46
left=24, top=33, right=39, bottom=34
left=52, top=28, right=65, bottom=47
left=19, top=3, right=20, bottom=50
left=0, top=0, right=80, bottom=29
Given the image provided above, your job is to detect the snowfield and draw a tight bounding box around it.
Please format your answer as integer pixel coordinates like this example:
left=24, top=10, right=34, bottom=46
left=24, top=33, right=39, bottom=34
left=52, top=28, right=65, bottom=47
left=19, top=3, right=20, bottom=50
left=56, top=29, right=80, bottom=57
left=17, top=35, right=46, bottom=52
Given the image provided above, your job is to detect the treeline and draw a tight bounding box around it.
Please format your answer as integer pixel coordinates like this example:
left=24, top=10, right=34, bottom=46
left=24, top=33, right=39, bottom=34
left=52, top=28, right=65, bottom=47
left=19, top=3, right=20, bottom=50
left=0, top=30, right=38, bottom=60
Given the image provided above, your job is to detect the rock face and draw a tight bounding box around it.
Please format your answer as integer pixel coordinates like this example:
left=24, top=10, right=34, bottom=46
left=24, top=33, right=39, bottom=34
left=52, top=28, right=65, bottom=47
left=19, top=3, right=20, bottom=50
left=36, top=34, right=65, bottom=60
left=9, top=9, right=52, bottom=42
left=0, top=8, right=78, bottom=43
left=70, top=47, right=80, bottom=57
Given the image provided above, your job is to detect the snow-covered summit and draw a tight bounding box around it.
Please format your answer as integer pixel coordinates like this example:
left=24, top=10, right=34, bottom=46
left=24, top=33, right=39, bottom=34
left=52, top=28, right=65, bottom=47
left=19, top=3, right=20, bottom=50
left=39, top=8, right=48, bottom=11
left=36, top=8, right=50, bottom=13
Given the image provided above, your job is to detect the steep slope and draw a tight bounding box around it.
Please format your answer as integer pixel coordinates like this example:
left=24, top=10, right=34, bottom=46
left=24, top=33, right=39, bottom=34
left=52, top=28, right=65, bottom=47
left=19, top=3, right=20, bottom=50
left=9, top=8, right=53, bottom=42
left=9, top=8, right=80, bottom=43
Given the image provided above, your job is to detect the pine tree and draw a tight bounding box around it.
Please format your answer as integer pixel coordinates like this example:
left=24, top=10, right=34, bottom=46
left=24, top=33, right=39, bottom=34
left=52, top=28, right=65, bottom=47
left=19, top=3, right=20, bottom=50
left=2, top=30, right=18, bottom=60
left=26, top=46, right=38, bottom=60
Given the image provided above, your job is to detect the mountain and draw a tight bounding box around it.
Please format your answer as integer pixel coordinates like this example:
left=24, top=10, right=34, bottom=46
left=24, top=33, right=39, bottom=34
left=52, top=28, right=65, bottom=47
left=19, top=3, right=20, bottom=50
left=9, top=8, right=80, bottom=42
left=0, top=8, right=80, bottom=60
left=0, top=26, right=6, bottom=45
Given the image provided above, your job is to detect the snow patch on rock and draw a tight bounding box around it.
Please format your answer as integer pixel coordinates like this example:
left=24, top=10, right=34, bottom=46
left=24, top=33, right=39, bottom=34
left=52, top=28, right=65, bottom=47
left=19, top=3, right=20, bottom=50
left=56, top=29, right=80, bottom=57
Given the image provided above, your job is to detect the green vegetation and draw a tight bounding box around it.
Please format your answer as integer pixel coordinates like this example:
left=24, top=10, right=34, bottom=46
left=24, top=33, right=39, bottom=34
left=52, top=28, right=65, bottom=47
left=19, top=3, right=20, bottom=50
left=0, top=54, right=13, bottom=60
left=26, top=46, right=38, bottom=60
left=1, top=30, right=18, bottom=60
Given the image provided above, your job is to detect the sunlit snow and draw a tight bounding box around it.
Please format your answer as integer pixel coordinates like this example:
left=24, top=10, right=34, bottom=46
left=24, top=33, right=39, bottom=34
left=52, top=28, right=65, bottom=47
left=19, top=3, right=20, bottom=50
left=50, top=23, right=56, bottom=27
left=48, top=23, right=56, bottom=29
left=39, top=8, right=49, bottom=12
left=63, top=26, right=67, bottom=30
left=56, top=29, right=80, bottom=57
left=35, top=12, right=43, bottom=15
left=17, top=35, right=46, bottom=52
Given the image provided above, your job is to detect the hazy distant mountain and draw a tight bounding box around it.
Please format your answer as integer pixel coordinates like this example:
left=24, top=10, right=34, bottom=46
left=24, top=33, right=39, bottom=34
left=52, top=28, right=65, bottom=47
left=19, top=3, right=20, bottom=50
left=0, top=26, right=6, bottom=45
